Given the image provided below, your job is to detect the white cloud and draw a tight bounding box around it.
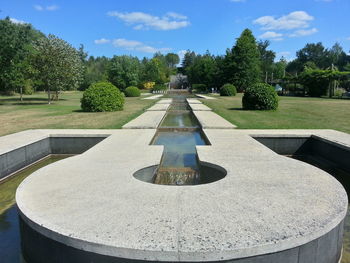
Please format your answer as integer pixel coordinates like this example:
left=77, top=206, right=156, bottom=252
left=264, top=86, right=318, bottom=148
left=34, top=5, right=44, bottom=11
left=230, top=0, right=246, bottom=2
left=94, top=38, right=111, bottom=44
left=112, top=38, right=171, bottom=53
left=166, top=12, right=187, bottom=20
left=107, top=11, right=190, bottom=31
left=34, top=4, right=59, bottom=11
left=289, top=27, right=318, bottom=37
left=9, top=18, right=27, bottom=24
left=46, top=5, right=59, bottom=11
left=259, top=31, right=283, bottom=41
left=253, top=11, right=314, bottom=30
left=346, top=37, right=350, bottom=40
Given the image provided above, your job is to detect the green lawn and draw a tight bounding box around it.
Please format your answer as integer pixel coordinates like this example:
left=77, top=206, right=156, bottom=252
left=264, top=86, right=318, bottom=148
left=201, top=93, right=350, bottom=134
left=0, top=91, right=154, bottom=136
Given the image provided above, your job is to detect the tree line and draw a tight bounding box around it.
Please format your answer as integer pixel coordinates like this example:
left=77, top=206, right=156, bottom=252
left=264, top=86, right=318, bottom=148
left=0, top=17, right=179, bottom=103
left=1, top=16, right=349, bottom=101
left=180, top=29, right=350, bottom=97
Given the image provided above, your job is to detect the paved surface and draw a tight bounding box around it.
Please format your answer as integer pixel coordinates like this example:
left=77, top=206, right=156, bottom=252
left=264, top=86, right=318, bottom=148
left=193, top=111, right=236, bottom=129
left=195, top=94, right=216, bottom=100
left=146, top=103, right=170, bottom=111
left=186, top=99, right=202, bottom=104
left=14, top=128, right=349, bottom=261
left=142, top=94, right=163, bottom=100
left=122, top=111, right=166, bottom=129
left=157, top=98, right=173, bottom=104
left=189, top=103, right=212, bottom=111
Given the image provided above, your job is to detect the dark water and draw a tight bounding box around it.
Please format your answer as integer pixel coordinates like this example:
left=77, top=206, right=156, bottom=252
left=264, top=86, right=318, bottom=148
left=0, top=155, right=70, bottom=263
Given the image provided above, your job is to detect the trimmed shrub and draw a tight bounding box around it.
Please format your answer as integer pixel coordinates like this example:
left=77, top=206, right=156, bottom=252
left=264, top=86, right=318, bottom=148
left=152, top=84, right=167, bottom=93
left=220, top=84, right=237, bottom=96
left=124, top=86, right=140, bottom=97
left=81, top=82, right=124, bottom=112
left=242, top=83, right=278, bottom=110
left=192, top=84, right=207, bottom=93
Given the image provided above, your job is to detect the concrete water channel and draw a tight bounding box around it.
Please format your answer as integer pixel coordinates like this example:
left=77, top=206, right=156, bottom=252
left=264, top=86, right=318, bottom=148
left=0, top=93, right=350, bottom=262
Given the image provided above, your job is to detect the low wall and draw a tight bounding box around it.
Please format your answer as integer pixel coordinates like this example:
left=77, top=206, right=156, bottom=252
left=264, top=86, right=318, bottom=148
left=19, top=215, right=344, bottom=263
left=0, top=136, right=106, bottom=180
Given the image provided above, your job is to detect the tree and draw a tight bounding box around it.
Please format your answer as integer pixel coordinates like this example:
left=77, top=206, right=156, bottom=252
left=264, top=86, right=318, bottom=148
left=165, top=53, right=180, bottom=68
left=295, top=42, right=328, bottom=70
left=0, top=17, right=43, bottom=97
left=229, top=29, right=261, bottom=91
left=142, top=58, right=168, bottom=84
left=186, top=52, right=217, bottom=88
left=33, top=34, right=83, bottom=104
left=107, top=55, right=140, bottom=91
left=299, top=68, right=349, bottom=97
left=181, top=50, right=196, bottom=74
left=257, top=40, right=276, bottom=82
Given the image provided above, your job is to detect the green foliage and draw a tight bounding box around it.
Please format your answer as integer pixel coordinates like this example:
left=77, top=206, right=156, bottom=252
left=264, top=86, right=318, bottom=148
left=108, top=55, right=140, bottom=91
left=152, top=84, right=167, bottom=92
left=258, top=40, right=276, bottom=80
left=242, top=83, right=278, bottom=110
left=81, top=82, right=124, bottom=112
left=186, top=52, right=218, bottom=88
left=142, top=58, right=168, bottom=84
left=192, top=84, right=207, bottom=93
left=165, top=53, right=180, bottom=68
left=124, top=86, right=140, bottom=97
left=299, top=68, right=349, bottom=97
left=33, top=34, right=83, bottom=102
left=228, top=29, right=261, bottom=91
left=220, top=84, right=237, bottom=96
left=0, top=17, right=43, bottom=95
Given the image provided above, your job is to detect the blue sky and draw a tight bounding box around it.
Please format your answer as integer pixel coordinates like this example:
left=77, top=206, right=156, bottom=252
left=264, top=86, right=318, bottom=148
left=1, top=0, right=350, bottom=61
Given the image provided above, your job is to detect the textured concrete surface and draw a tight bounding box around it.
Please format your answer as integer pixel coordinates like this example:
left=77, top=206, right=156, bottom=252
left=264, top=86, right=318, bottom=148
left=146, top=103, right=170, bottom=111
left=186, top=99, right=202, bottom=104
left=195, top=94, right=216, bottom=100
left=13, top=128, right=349, bottom=262
left=189, top=103, right=212, bottom=111
left=193, top=111, right=237, bottom=129
left=122, top=111, right=166, bottom=129
left=142, top=94, right=163, bottom=100
left=157, top=98, right=173, bottom=104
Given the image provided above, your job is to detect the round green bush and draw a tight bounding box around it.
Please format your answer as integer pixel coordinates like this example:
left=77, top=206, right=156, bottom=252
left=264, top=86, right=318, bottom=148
left=81, top=82, right=124, bottom=112
left=124, top=86, right=140, bottom=97
left=242, top=83, right=278, bottom=110
left=220, top=84, right=237, bottom=96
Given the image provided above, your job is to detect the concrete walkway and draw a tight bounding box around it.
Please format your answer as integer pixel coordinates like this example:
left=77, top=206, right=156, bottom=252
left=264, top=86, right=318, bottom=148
left=142, top=94, right=163, bottom=100
left=193, top=110, right=236, bottom=129
left=195, top=94, right=216, bottom=99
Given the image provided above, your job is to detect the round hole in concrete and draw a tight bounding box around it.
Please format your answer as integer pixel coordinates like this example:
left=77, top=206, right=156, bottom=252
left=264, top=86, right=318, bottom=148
left=133, top=162, right=227, bottom=185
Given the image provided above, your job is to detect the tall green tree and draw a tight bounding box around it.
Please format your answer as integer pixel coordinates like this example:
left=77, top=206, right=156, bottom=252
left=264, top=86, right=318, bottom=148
left=165, top=53, right=180, bottom=68
left=229, top=29, right=261, bottom=91
left=257, top=40, right=276, bottom=82
left=33, top=34, right=83, bottom=104
left=142, top=58, right=168, bottom=84
left=0, top=17, right=42, bottom=97
left=107, top=55, right=140, bottom=91
left=187, top=52, right=218, bottom=88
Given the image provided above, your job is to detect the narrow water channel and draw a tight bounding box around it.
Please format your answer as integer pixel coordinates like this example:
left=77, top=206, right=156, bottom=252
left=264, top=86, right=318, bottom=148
left=151, top=94, right=209, bottom=185
left=0, top=155, right=71, bottom=263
